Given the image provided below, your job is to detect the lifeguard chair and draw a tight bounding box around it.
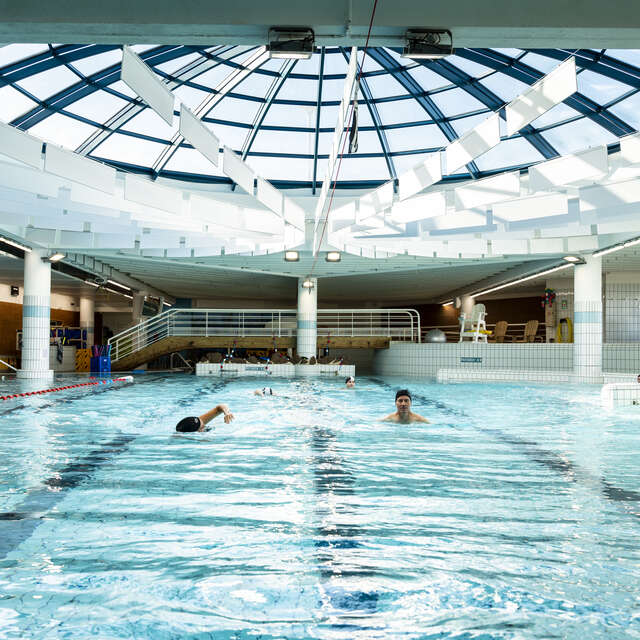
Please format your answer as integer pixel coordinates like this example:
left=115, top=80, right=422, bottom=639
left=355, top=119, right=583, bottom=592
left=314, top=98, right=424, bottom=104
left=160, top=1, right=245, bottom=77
left=458, top=304, right=490, bottom=343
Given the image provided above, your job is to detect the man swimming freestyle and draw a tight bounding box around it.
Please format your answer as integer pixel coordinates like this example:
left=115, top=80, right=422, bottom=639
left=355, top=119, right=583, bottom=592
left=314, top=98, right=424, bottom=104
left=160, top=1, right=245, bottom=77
left=175, top=403, right=234, bottom=432
left=381, top=389, right=429, bottom=424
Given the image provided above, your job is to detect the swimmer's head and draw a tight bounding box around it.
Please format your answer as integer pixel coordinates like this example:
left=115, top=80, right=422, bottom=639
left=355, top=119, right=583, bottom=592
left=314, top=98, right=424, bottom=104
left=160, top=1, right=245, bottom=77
left=175, top=416, right=202, bottom=432
left=395, top=389, right=411, bottom=412
left=263, top=387, right=273, bottom=395
left=345, top=376, right=355, bottom=388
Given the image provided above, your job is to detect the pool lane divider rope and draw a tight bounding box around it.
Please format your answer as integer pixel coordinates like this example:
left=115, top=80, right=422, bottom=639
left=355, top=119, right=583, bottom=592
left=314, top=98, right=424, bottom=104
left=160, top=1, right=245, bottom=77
left=0, top=376, right=134, bottom=401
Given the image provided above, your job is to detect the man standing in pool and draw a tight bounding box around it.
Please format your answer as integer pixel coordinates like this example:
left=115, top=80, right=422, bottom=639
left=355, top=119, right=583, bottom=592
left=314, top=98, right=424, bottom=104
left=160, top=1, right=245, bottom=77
left=381, top=389, right=429, bottom=423
left=175, top=403, right=234, bottom=432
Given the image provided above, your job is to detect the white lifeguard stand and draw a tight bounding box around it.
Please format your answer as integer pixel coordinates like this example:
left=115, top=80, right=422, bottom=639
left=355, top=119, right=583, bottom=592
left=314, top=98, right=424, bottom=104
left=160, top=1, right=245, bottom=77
left=459, top=304, right=489, bottom=343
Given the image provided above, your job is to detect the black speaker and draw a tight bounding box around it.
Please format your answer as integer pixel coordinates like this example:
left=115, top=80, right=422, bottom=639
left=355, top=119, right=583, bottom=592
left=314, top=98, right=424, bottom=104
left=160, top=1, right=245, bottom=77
left=10, top=286, right=19, bottom=297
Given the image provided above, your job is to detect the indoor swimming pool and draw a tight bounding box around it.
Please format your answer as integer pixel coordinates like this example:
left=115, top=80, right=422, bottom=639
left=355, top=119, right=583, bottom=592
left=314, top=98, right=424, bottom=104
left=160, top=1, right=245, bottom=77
left=0, top=374, right=639, bottom=639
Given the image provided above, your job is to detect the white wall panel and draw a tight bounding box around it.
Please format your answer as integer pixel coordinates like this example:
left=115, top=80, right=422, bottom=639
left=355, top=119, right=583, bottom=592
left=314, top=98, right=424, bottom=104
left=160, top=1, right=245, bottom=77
left=222, top=146, right=255, bottom=195
left=445, top=113, right=500, bottom=173
left=620, top=132, right=640, bottom=165
left=493, top=192, right=568, bottom=221
left=45, top=144, right=115, bottom=194
left=121, top=46, right=175, bottom=125
left=0, top=161, right=60, bottom=197
left=256, top=177, right=283, bottom=217
left=0, top=121, right=43, bottom=169
left=390, top=191, right=446, bottom=223
left=427, top=210, right=487, bottom=231
left=124, top=173, right=182, bottom=214
left=454, top=171, right=520, bottom=210
left=529, top=145, right=608, bottom=191
left=191, top=193, right=244, bottom=229
left=244, top=209, right=284, bottom=235
left=490, top=238, right=529, bottom=255
left=283, top=197, right=305, bottom=231
left=398, top=153, right=441, bottom=201
left=530, top=238, right=564, bottom=253
left=580, top=177, right=640, bottom=211
left=506, top=57, right=577, bottom=136
left=357, top=180, right=394, bottom=222
left=567, top=235, right=599, bottom=252
left=179, top=104, right=220, bottom=166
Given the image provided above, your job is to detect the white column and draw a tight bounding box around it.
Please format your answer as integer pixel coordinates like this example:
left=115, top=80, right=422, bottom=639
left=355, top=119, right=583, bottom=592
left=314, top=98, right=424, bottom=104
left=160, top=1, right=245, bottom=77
left=132, top=292, right=145, bottom=324
left=297, top=278, right=317, bottom=359
left=460, top=295, right=475, bottom=318
left=573, top=255, right=602, bottom=383
left=79, top=294, right=95, bottom=348
left=18, top=249, right=53, bottom=380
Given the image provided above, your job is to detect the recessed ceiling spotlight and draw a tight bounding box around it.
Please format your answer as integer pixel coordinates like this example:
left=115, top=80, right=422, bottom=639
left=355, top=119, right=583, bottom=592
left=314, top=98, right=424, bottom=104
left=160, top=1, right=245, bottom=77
left=268, top=27, right=314, bottom=60
left=302, top=278, right=314, bottom=289
left=562, top=255, right=584, bottom=263
left=47, top=253, right=66, bottom=262
left=325, top=251, right=341, bottom=262
left=284, top=250, right=300, bottom=262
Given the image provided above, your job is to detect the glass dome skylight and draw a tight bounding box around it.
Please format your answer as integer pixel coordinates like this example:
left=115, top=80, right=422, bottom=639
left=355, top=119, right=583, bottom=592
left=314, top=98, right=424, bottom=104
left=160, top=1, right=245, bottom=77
left=1, top=44, right=639, bottom=190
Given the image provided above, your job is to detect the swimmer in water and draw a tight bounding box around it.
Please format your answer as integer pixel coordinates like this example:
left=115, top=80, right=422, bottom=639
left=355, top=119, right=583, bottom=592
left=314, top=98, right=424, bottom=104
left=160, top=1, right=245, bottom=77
left=381, top=389, right=429, bottom=424
left=175, top=403, right=234, bottom=432
left=254, top=387, right=274, bottom=396
left=345, top=376, right=355, bottom=388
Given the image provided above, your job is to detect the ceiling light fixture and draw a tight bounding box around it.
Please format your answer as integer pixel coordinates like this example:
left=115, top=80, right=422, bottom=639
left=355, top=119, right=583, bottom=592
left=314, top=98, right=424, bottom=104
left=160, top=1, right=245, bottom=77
left=562, top=255, right=585, bottom=264
left=284, top=250, right=300, bottom=262
left=0, top=237, right=31, bottom=252
left=46, top=253, right=66, bottom=262
left=268, top=27, right=314, bottom=60
left=471, top=263, right=573, bottom=298
left=593, top=236, right=640, bottom=257
left=107, top=279, right=132, bottom=291
left=325, top=251, right=341, bottom=262
left=302, top=278, right=314, bottom=289
left=84, top=280, right=100, bottom=287
left=442, top=300, right=454, bottom=306
left=402, top=29, right=453, bottom=59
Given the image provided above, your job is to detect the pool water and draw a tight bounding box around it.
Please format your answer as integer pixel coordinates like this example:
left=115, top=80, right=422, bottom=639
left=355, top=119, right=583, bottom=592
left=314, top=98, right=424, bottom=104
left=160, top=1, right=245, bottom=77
left=0, top=374, right=639, bottom=639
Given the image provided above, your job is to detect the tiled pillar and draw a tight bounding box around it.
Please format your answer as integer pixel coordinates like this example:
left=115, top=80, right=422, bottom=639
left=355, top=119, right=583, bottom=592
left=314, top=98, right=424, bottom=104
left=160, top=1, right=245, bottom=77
left=297, top=278, right=317, bottom=359
left=18, top=249, right=53, bottom=380
left=79, top=294, right=95, bottom=349
left=460, top=295, right=474, bottom=318
left=132, top=292, right=145, bottom=324
left=573, top=255, right=602, bottom=383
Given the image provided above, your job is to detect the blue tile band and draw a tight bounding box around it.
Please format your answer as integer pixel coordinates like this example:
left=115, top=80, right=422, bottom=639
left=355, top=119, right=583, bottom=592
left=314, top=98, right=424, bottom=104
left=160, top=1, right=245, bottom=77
left=574, top=311, right=602, bottom=323
left=297, top=320, right=317, bottom=329
left=22, top=305, right=50, bottom=318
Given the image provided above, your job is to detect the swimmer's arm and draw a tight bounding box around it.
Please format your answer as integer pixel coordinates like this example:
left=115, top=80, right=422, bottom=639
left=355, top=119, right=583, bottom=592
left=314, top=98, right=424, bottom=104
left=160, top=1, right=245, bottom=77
left=413, top=413, right=430, bottom=423
left=380, top=412, right=398, bottom=422
left=198, top=404, right=234, bottom=430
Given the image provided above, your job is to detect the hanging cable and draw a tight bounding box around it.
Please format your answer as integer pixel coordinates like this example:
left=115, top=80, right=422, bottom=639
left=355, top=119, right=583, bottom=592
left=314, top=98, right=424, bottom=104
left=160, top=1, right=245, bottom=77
left=308, top=0, right=379, bottom=279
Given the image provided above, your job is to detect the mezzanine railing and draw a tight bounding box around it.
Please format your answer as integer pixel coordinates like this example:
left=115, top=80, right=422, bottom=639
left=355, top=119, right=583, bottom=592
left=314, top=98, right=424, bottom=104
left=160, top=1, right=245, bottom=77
left=108, top=308, right=421, bottom=362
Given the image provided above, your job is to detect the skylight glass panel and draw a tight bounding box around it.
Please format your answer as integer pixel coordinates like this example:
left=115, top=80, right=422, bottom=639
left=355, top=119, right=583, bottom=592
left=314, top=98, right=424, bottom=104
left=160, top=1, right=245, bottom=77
left=290, top=55, right=320, bottom=76
left=474, top=136, right=544, bottom=171
left=246, top=155, right=311, bottom=182
left=577, top=69, right=633, bottom=104
left=155, top=51, right=202, bottom=76
left=121, top=107, right=177, bottom=140
left=391, top=152, right=442, bottom=177
left=317, top=129, right=381, bottom=155
left=263, top=103, right=314, bottom=128
left=406, top=64, right=450, bottom=91
left=209, top=96, right=262, bottom=125
left=609, top=92, right=640, bottom=130
left=28, top=113, right=98, bottom=149
left=109, top=79, right=139, bottom=100
left=376, top=98, right=430, bottom=125
left=386, top=124, right=449, bottom=152
left=259, top=58, right=287, bottom=73
left=93, top=133, right=167, bottom=167
left=233, top=69, right=278, bottom=98
left=492, top=49, right=524, bottom=59
left=0, top=86, right=38, bottom=122
left=251, top=129, right=312, bottom=155
left=479, top=73, right=530, bottom=102
left=64, top=90, right=129, bottom=123
left=430, top=88, right=487, bottom=117
left=529, top=102, right=581, bottom=129
left=164, top=147, right=224, bottom=176
left=172, top=85, right=210, bottom=109
left=0, top=44, right=48, bottom=67
left=451, top=113, right=493, bottom=137
left=319, top=103, right=339, bottom=128
left=518, top=53, right=561, bottom=74
left=360, top=55, right=384, bottom=73
left=445, top=56, right=493, bottom=78
left=332, top=155, right=390, bottom=181
left=209, top=123, right=249, bottom=150
left=321, top=78, right=348, bottom=102
left=321, top=50, right=348, bottom=76
left=605, top=50, right=640, bottom=67
left=276, top=77, right=318, bottom=102
left=541, top=118, right=617, bottom=155
left=193, top=64, right=244, bottom=92
left=17, top=65, right=80, bottom=100
left=71, top=49, right=122, bottom=76
left=364, top=73, right=408, bottom=98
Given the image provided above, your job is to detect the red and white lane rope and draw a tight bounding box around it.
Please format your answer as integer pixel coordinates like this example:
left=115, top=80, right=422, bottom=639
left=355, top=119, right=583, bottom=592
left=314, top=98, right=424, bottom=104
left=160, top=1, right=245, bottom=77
left=0, top=376, right=134, bottom=401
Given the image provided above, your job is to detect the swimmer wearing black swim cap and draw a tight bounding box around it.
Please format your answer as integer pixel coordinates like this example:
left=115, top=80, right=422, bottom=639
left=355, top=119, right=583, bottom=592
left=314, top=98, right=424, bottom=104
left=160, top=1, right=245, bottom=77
left=381, top=389, right=429, bottom=424
left=175, top=403, right=234, bottom=432
left=345, top=376, right=355, bottom=388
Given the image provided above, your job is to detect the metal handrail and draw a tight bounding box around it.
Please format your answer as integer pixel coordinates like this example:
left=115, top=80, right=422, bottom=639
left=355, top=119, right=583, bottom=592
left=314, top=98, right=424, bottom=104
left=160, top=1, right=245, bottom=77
left=108, top=308, right=421, bottom=362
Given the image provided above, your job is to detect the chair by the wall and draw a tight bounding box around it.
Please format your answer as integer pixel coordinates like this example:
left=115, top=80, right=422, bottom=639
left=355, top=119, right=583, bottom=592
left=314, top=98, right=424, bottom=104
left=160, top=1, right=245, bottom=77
left=516, top=319, right=543, bottom=343
left=491, top=320, right=512, bottom=343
